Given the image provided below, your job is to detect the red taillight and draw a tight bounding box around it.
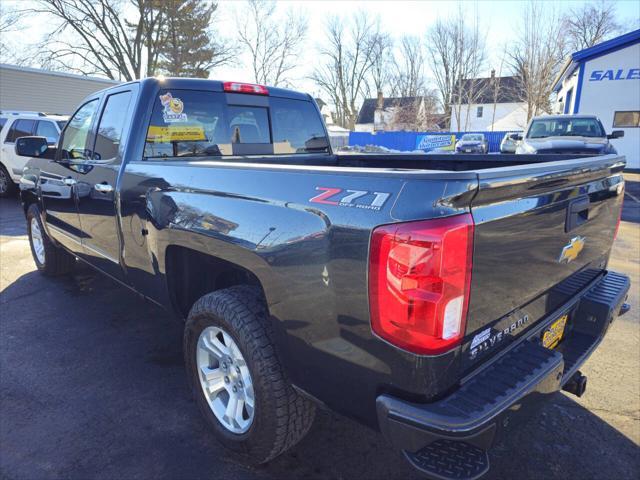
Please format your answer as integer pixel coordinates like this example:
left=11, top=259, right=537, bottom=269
left=223, top=81, right=268, bottom=95
left=368, top=214, right=474, bottom=355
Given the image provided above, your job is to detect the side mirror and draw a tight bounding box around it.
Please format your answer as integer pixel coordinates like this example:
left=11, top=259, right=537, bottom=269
left=15, top=136, right=51, bottom=158
left=513, top=133, right=523, bottom=141
left=608, top=130, right=624, bottom=139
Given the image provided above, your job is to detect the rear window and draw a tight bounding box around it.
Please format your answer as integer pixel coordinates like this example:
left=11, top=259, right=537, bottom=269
left=144, top=90, right=329, bottom=159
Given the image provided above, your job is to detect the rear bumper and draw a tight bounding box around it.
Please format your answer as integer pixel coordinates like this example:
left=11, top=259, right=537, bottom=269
left=376, top=271, right=630, bottom=479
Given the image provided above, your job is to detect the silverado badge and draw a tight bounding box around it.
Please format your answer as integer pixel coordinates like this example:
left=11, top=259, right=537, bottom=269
left=559, top=236, right=586, bottom=263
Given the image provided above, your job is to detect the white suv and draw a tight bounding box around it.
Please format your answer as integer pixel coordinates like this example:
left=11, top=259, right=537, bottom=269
left=0, top=112, right=68, bottom=196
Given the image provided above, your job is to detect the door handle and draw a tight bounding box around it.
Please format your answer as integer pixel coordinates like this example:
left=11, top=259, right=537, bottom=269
left=63, top=177, right=77, bottom=186
left=94, top=183, right=114, bottom=193
left=565, top=195, right=590, bottom=232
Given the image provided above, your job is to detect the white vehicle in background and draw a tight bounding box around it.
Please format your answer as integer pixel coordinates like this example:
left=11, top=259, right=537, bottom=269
left=0, top=112, right=68, bottom=197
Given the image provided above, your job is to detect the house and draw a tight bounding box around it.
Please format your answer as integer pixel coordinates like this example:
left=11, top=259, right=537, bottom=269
left=553, top=29, right=640, bottom=170
left=314, top=97, right=349, bottom=149
left=0, top=64, right=120, bottom=115
left=355, top=93, right=440, bottom=132
left=450, top=73, right=527, bottom=132
left=314, top=98, right=336, bottom=126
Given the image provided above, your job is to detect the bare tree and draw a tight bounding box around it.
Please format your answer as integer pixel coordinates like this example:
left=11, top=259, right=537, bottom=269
left=563, top=0, right=620, bottom=52
left=30, top=0, right=232, bottom=81
left=509, top=1, right=566, bottom=121
left=236, top=0, right=307, bottom=87
left=366, top=29, right=393, bottom=98
left=389, top=90, right=439, bottom=131
left=0, top=2, right=26, bottom=62
left=425, top=7, right=486, bottom=130
left=30, top=0, right=161, bottom=80
left=390, top=35, right=427, bottom=97
left=310, top=12, right=380, bottom=129
left=488, top=49, right=509, bottom=132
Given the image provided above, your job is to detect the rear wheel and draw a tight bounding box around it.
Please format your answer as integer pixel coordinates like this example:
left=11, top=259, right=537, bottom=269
left=0, top=164, right=16, bottom=197
left=184, top=285, right=316, bottom=464
left=27, top=204, right=75, bottom=276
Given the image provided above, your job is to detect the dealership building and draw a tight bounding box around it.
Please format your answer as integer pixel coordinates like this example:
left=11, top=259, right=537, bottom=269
left=553, top=29, right=640, bottom=170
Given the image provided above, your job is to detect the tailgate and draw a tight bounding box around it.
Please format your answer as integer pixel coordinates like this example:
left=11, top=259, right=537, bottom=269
left=464, top=154, right=625, bottom=368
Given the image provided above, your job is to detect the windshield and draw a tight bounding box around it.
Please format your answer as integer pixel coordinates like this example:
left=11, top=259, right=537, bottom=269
left=144, top=90, right=329, bottom=159
left=527, top=118, right=605, bottom=139
left=461, top=134, right=483, bottom=142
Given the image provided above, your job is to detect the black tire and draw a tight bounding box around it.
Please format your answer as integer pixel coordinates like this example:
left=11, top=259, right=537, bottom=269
left=26, top=203, right=75, bottom=276
left=0, top=163, right=16, bottom=198
left=184, top=285, right=316, bottom=464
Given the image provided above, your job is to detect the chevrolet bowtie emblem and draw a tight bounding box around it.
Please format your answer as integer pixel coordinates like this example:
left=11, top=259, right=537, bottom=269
left=559, top=236, right=586, bottom=263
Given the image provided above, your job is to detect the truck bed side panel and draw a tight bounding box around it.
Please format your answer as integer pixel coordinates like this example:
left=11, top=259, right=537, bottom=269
left=118, top=161, right=477, bottom=425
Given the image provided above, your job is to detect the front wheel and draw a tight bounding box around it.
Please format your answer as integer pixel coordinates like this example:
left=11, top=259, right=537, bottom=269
left=0, top=164, right=16, bottom=197
left=184, top=285, right=316, bottom=464
left=27, top=204, right=75, bottom=275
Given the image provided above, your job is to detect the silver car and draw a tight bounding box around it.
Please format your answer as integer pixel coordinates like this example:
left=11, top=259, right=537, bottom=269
left=515, top=115, right=623, bottom=154
left=500, top=132, right=521, bottom=153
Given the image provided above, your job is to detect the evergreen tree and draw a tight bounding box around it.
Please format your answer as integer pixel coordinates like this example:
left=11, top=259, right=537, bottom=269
left=158, top=0, right=232, bottom=78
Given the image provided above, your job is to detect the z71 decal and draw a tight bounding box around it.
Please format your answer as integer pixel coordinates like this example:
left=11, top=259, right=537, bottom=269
left=310, top=187, right=391, bottom=211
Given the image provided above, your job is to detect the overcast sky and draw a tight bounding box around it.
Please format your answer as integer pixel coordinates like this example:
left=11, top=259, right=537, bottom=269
left=4, top=0, right=640, bottom=99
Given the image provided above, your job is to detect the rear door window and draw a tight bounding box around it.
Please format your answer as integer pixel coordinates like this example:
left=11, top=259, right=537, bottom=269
left=144, top=89, right=329, bottom=159
left=92, top=91, right=133, bottom=162
left=5, top=119, right=36, bottom=143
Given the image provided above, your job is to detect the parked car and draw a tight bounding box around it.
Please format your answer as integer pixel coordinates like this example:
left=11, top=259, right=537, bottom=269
left=515, top=114, right=624, bottom=154
left=500, top=132, right=522, bottom=153
left=0, top=112, right=67, bottom=196
left=16, top=78, right=631, bottom=480
left=455, top=133, right=489, bottom=153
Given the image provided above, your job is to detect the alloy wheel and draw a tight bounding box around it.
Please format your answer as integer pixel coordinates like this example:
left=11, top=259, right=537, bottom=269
left=30, top=217, right=46, bottom=265
left=196, top=326, right=255, bottom=434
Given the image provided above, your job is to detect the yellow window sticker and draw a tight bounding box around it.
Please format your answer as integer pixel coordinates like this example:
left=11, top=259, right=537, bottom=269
left=147, top=125, right=206, bottom=143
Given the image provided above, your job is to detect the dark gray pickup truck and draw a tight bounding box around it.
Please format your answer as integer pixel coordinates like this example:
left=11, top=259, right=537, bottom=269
left=16, top=78, right=631, bottom=479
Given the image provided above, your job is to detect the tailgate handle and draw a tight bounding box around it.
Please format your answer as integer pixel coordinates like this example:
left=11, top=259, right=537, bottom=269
left=565, top=196, right=590, bottom=232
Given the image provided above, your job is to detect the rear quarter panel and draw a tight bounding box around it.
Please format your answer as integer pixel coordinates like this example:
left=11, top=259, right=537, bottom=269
left=118, top=160, right=477, bottom=425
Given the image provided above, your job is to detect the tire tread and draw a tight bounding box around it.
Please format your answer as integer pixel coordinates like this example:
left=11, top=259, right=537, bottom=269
left=186, top=285, right=315, bottom=463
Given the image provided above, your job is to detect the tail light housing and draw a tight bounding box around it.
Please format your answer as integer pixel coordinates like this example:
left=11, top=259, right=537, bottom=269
left=368, top=214, right=474, bottom=355
left=223, top=81, right=269, bottom=95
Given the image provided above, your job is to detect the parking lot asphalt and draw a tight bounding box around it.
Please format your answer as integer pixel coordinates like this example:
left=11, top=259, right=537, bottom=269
left=1, top=175, right=639, bottom=480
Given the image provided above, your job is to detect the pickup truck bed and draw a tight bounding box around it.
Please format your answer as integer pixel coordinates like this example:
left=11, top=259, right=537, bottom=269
left=16, top=77, right=631, bottom=479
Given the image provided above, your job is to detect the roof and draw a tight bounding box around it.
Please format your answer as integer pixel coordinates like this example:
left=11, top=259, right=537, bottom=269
left=356, top=97, right=423, bottom=124
left=453, top=76, right=523, bottom=104
left=0, top=63, right=120, bottom=84
left=553, top=29, right=640, bottom=91
left=531, top=114, right=599, bottom=121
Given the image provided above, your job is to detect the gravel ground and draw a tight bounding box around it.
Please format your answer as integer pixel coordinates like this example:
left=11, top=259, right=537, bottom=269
left=1, top=175, right=639, bottom=480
